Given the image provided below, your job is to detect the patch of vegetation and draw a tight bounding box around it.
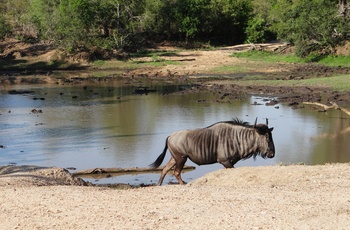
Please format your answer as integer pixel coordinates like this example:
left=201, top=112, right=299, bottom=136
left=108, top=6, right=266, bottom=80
left=126, top=50, right=181, bottom=66
left=89, top=60, right=145, bottom=72
left=296, top=75, right=350, bottom=91
left=0, top=15, right=11, bottom=39
left=129, top=50, right=181, bottom=66
left=0, top=59, right=80, bottom=71
left=238, top=74, right=350, bottom=92
left=232, top=50, right=350, bottom=68
left=130, top=50, right=180, bottom=59
left=317, top=55, right=350, bottom=67
left=231, top=50, right=306, bottom=63
left=92, top=60, right=106, bottom=66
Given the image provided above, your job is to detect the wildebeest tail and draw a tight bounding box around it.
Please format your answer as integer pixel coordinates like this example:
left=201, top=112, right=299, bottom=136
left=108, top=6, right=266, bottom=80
left=149, top=137, right=169, bottom=168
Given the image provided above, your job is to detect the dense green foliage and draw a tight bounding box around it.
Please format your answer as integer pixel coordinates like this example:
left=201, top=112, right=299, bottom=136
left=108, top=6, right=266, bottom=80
left=269, top=0, right=349, bottom=57
left=0, top=15, right=11, bottom=38
left=1, top=0, right=349, bottom=57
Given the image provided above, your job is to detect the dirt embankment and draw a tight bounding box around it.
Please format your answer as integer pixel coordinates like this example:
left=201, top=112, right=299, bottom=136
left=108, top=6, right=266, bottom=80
left=1, top=164, right=350, bottom=229
left=125, top=43, right=350, bottom=106
left=0, top=165, right=89, bottom=187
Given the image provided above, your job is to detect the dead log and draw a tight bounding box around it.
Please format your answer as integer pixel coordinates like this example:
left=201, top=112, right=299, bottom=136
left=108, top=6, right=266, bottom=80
left=72, top=165, right=196, bottom=177
left=304, top=101, right=350, bottom=140
left=340, top=107, right=350, bottom=116
left=303, top=101, right=350, bottom=116
left=303, top=101, right=339, bottom=112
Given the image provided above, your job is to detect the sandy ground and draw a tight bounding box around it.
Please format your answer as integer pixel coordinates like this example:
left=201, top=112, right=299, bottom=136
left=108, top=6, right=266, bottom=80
left=1, top=164, right=350, bottom=229
left=127, top=43, right=290, bottom=78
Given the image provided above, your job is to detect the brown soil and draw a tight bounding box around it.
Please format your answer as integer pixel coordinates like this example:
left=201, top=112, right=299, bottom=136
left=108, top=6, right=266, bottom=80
left=126, top=43, right=350, bottom=107
left=129, top=43, right=350, bottom=80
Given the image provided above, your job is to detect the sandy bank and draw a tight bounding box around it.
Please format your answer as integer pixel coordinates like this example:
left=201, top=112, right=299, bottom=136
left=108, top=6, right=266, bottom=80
left=1, top=164, right=350, bottom=229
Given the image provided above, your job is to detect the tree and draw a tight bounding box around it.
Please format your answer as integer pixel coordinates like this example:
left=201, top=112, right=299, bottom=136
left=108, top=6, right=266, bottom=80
left=2, top=0, right=30, bottom=37
left=143, top=0, right=252, bottom=44
left=203, top=0, right=252, bottom=44
left=51, top=0, right=87, bottom=51
left=2, top=0, right=349, bottom=57
left=28, top=0, right=60, bottom=39
left=144, top=0, right=210, bottom=41
left=0, top=15, right=11, bottom=39
left=245, top=0, right=276, bottom=43
left=270, top=0, right=349, bottom=57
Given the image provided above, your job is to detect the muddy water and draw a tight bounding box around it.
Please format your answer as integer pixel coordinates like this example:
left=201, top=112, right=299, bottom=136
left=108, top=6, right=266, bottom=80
left=0, top=82, right=349, bottom=185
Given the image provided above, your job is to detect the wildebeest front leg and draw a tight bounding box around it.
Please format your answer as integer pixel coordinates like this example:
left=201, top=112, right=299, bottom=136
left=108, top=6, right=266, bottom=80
left=219, top=156, right=239, bottom=168
left=157, top=157, right=176, bottom=186
left=174, top=155, right=188, bottom=185
left=220, top=160, right=234, bottom=168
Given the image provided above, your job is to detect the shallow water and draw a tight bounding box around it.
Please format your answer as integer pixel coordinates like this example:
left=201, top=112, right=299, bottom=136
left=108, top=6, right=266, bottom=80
left=0, top=82, right=349, bottom=185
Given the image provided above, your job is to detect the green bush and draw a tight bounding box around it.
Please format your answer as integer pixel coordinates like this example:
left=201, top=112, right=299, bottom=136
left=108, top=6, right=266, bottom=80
left=270, top=0, right=349, bottom=57
left=1, top=0, right=350, bottom=58
left=245, top=17, right=267, bottom=43
left=0, top=16, right=12, bottom=39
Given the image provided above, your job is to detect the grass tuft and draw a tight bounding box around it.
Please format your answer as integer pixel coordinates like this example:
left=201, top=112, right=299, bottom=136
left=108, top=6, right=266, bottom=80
left=231, top=50, right=350, bottom=67
left=231, top=50, right=306, bottom=63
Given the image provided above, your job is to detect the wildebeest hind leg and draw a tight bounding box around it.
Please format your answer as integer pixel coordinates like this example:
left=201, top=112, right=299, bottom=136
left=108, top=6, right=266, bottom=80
left=157, top=157, right=176, bottom=186
left=174, top=156, right=187, bottom=185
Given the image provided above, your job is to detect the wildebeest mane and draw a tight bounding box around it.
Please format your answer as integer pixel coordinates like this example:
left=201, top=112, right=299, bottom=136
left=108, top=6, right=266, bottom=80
left=206, top=117, right=251, bottom=128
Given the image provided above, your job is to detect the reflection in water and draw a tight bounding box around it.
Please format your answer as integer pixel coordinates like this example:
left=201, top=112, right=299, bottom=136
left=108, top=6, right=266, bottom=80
left=310, top=112, right=350, bottom=164
left=0, top=83, right=349, bottom=185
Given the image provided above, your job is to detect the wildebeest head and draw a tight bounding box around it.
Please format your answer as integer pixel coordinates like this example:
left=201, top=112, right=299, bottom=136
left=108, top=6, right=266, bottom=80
left=253, top=118, right=275, bottom=158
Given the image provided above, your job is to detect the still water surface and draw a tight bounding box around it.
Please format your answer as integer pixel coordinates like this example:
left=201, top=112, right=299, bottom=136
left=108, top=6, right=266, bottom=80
left=0, top=82, right=349, bottom=185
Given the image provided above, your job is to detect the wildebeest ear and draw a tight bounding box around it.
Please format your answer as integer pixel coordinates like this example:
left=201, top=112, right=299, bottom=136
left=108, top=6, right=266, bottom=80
left=269, top=127, right=274, bottom=132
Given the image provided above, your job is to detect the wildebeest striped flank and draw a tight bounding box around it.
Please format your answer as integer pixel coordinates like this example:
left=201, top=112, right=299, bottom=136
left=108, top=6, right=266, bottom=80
left=150, top=117, right=275, bottom=185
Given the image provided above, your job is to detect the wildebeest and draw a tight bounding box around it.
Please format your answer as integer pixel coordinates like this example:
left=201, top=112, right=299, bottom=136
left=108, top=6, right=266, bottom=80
left=150, top=117, right=275, bottom=185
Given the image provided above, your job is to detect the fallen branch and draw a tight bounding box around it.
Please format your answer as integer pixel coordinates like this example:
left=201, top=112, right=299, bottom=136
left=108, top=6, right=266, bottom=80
left=72, top=165, right=196, bottom=177
left=303, top=101, right=350, bottom=116
left=303, top=101, right=339, bottom=112
left=339, top=107, right=350, bottom=117
left=303, top=101, right=350, bottom=139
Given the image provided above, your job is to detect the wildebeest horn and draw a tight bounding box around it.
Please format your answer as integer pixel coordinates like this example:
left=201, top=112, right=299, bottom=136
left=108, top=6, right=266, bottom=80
left=266, top=118, right=269, bottom=126
left=254, top=117, right=257, bottom=127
